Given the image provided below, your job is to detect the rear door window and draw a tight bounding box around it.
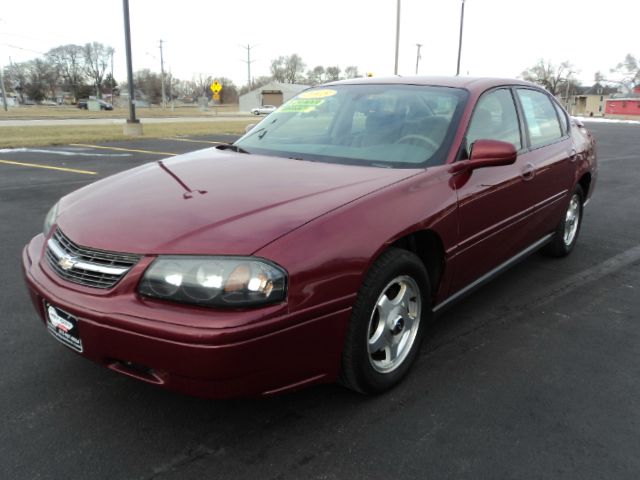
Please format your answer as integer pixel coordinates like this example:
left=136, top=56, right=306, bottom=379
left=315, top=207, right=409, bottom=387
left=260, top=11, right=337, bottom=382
left=516, top=89, right=563, bottom=147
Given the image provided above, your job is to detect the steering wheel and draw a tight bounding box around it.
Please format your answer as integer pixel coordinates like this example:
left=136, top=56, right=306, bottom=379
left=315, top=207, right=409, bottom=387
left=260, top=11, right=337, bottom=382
left=395, top=134, right=439, bottom=150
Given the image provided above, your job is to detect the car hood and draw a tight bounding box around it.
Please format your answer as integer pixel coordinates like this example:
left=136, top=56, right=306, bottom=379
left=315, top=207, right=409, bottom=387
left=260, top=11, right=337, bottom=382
left=57, top=148, right=420, bottom=255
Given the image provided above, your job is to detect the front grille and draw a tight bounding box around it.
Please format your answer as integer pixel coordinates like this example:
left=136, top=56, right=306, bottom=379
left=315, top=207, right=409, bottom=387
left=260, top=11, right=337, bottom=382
left=46, top=228, right=141, bottom=289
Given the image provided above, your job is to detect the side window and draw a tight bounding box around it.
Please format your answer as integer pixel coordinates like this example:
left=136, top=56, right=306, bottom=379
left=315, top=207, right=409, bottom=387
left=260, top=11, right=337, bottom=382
left=466, top=88, right=522, bottom=150
left=553, top=101, right=569, bottom=135
left=517, top=89, right=562, bottom=147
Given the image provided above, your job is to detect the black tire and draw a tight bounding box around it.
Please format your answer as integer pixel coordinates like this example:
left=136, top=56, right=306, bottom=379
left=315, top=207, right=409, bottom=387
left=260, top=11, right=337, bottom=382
left=542, top=184, right=584, bottom=257
left=340, top=248, right=431, bottom=394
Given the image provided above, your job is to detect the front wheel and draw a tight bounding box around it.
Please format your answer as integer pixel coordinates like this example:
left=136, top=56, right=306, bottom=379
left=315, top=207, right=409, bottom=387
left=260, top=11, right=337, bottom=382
left=340, top=248, right=431, bottom=394
left=542, top=184, right=584, bottom=257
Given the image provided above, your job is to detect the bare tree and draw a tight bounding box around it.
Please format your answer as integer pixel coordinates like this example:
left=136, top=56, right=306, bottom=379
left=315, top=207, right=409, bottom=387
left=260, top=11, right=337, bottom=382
left=47, top=44, right=86, bottom=100
left=5, top=61, right=28, bottom=103
left=610, top=54, right=640, bottom=93
left=134, top=69, right=163, bottom=103
left=521, top=59, right=575, bottom=96
left=192, top=73, right=213, bottom=99
left=306, top=66, right=325, bottom=85
left=19, top=58, right=57, bottom=102
left=83, top=42, right=114, bottom=98
left=270, top=56, right=286, bottom=83
left=344, top=66, right=360, bottom=79
left=325, top=66, right=341, bottom=81
left=271, top=54, right=306, bottom=83
left=284, top=54, right=305, bottom=83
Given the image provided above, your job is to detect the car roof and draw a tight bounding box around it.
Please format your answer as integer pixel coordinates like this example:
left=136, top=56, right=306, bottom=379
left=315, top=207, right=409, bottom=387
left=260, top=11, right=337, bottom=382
left=325, top=76, right=541, bottom=93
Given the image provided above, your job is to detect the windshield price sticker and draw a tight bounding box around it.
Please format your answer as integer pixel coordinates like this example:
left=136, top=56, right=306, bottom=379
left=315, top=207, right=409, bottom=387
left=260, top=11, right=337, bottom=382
left=299, top=89, right=337, bottom=99
left=280, top=98, right=325, bottom=113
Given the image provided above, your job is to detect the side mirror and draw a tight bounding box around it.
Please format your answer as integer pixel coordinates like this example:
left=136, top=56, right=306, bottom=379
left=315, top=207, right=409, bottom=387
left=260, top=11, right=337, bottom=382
left=450, top=139, right=517, bottom=173
left=245, top=123, right=256, bottom=133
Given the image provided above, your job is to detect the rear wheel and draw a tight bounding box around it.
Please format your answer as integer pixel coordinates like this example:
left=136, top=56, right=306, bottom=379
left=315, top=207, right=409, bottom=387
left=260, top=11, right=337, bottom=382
left=542, top=184, right=584, bottom=257
left=340, top=248, right=431, bottom=394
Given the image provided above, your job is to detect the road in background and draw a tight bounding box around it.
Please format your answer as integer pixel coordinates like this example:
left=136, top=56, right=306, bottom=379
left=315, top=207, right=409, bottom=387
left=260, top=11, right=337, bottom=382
left=0, top=115, right=253, bottom=128
left=1, top=124, right=639, bottom=479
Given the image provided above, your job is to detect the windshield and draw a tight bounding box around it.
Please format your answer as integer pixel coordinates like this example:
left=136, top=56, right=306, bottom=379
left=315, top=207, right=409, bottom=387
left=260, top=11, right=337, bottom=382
left=235, top=84, right=468, bottom=168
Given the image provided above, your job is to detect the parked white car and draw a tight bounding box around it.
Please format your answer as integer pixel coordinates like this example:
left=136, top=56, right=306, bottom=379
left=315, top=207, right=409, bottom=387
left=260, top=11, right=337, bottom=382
left=251, top=105, right=277, bottom=115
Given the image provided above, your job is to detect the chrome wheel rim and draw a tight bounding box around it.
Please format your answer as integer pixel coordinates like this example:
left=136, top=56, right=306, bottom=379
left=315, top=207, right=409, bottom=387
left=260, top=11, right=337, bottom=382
left=563, top=194, right=581, bottom=246
left=367, top=275, right=422, bottom=373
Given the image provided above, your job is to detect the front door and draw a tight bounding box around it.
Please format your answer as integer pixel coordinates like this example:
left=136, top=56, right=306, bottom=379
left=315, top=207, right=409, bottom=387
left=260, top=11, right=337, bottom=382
left=449, top=87, right=538, bottom=293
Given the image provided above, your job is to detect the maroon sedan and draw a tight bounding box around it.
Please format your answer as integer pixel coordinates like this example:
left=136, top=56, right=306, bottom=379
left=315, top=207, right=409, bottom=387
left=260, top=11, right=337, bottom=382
left=23, top=77, right=597, bottom=398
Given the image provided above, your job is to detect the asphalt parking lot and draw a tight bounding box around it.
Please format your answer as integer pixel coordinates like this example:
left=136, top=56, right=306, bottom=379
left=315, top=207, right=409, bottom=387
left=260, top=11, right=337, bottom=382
left=1, top=123, right=639, bottom=479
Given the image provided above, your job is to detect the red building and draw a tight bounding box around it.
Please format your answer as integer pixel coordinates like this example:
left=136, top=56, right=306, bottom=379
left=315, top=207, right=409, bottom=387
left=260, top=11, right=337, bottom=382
left=605, top=86, right=640, bottom=117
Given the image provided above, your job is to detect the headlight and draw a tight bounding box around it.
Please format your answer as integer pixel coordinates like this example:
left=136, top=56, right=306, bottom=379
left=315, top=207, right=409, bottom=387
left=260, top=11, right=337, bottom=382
left=138, top=256, right=287, bottom=308
left=43, top=202, right=60, bottom=237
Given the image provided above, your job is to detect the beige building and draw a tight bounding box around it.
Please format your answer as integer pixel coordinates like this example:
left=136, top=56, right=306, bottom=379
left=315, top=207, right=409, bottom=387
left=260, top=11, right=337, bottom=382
left=568, top=83, right=618, bottom=117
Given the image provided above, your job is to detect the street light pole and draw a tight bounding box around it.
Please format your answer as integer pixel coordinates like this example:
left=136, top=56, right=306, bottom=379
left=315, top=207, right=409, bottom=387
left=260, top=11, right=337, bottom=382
left=122, top=0, right=141, bottom=134
left=394, top=0, right=401, bottom=75
left=415, top=43, right=423, bottom=75
left=456, top=0, right=465, bottom=76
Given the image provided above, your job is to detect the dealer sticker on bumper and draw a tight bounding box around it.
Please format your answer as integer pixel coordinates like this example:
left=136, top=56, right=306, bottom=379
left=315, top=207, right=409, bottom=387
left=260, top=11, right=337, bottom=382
left=45, top=302, right=83, bottom=353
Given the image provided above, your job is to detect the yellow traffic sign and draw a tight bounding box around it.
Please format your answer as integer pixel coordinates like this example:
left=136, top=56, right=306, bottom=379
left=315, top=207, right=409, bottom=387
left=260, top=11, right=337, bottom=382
left=210, top=81, right=222, bottom=93
left=213, top=92, right=220, bottom=101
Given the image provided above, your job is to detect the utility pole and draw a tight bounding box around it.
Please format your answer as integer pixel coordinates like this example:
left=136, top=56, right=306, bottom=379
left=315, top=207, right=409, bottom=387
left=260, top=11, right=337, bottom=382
left=159, top=39, right=166, bottom=108
left=456, top=0, right=465, bottom=76
left=110, top=49, right=115, bottom=105
left=415, top=43, right=423, bottom=75
left=240, top=44, right=256, bottom=90
left=122, top=0, right=142, bottom=134
left=394, top=0, right=401, bottom=75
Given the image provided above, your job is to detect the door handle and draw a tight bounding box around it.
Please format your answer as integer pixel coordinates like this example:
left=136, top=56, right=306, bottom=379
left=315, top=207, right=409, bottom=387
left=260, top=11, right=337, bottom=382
left=522, top=163, right=535, bottom=181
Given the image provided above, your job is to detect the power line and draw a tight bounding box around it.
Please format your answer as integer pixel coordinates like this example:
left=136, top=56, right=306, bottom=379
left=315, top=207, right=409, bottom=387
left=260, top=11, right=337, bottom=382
left=1, top=43, right=47, bottom=55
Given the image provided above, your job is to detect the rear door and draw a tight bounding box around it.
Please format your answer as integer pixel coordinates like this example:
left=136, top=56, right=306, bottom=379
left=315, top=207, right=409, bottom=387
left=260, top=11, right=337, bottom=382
left=514, top=88, right=574, bottom=237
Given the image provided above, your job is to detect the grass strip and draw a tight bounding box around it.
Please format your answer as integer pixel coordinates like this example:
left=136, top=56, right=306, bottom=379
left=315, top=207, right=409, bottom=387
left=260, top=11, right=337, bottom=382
left=0, top=121, right=248, bottom=148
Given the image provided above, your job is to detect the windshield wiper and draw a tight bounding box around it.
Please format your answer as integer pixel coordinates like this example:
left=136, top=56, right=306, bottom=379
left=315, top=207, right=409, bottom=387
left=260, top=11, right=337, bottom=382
left=215, top=144, right=251, bottom=154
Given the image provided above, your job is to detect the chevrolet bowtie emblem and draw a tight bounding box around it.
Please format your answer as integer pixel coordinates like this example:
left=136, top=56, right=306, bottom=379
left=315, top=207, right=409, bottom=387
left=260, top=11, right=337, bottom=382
left=58, top=255, right=77, bottom=271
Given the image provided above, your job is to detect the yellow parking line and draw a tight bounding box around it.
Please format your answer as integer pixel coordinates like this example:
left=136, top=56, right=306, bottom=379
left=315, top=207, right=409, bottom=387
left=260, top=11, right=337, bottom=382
left=164, top=138, right=224, bottom=145
left=70, top=143, right=177, bottom=156
left=0, top=159, right=97, bottom=175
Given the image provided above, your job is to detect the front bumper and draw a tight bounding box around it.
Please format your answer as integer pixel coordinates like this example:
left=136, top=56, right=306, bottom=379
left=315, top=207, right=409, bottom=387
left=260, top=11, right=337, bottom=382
left=22, top=235, right=350, bottom=398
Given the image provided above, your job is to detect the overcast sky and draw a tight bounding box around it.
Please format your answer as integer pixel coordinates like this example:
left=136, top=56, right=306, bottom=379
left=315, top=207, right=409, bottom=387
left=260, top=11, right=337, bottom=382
left=0, top=0, right=637, bottom=87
